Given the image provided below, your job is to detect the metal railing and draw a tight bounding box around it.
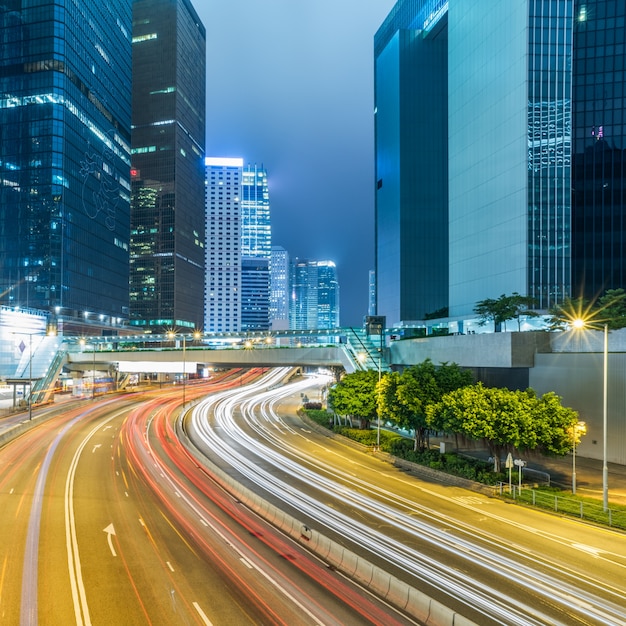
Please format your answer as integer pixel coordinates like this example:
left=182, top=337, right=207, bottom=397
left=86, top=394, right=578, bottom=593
left=497, top=483, right=626, bottom=530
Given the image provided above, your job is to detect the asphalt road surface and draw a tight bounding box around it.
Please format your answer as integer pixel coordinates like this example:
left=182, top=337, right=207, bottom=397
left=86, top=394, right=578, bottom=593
left=0, top=372, right=416, bottom=625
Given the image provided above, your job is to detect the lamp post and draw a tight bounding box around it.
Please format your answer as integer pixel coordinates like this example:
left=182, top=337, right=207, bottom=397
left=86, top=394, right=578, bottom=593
left=28, top=333, right=32, bottom=421
left=571, top=420, right=587, bottom=495
left=573, top=319, right=609, bottom=510
left=92, top=340, right=96, bottom=400
left=602, top=323, right=608, bottom=511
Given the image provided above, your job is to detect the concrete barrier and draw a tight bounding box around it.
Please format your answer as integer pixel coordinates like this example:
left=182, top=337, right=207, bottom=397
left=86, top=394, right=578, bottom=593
left=180, top=422, right=478, bottom=626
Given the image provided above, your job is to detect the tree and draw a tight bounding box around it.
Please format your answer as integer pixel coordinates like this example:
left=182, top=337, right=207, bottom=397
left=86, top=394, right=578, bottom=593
left=327, top=370, right=378, bottom=428
left=426, top=383, right=578, bottom=472
left=549, top=289, right=626, bottom=331
left=508, top=292, right=539, bottom=330
left=474, top=293, right=537, bottom=332
left=378, top=360, right=473, bottom=450
left=597, top=289, right=626, bottom=330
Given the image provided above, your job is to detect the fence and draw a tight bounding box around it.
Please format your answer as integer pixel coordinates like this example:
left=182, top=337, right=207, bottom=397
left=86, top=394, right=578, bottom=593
left=497, top=483, right=626, bottom=530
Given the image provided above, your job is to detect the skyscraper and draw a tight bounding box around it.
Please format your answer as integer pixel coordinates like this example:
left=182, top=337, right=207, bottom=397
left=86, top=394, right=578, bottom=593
left=240, top=164, right=271, bottom=330
left=290, top=260, right=340, bottom=331
left=374, top=0, right=449, bottom=326
left=130, top=0, right=206, bottom=331
left=375, top=1, right=623, bottom=328
left=204, top=157, right=242, bottom=333
left=241, top=257, right=270, bottom=332
left=0, top=2, right=132, bottom=323
left=241, top=164, right=271, bottom=258
left=571, top=2, right=626, bottom=298
left=270, top=246, right=290, bottom=330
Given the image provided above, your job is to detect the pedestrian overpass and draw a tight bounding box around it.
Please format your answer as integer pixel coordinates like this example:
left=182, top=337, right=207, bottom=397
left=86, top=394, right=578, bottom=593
left=5, top=327, right=391, bottom=407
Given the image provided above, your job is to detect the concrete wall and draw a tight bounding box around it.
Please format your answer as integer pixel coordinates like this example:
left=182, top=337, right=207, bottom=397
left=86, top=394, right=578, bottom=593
left=388, top=330, right=626, bottom=465
left=389, top=331, right=551, bottom=368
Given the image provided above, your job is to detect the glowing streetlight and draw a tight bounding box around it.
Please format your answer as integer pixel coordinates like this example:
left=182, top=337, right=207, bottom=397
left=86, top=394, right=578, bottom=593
left=573, top=318, right=609, bottom=510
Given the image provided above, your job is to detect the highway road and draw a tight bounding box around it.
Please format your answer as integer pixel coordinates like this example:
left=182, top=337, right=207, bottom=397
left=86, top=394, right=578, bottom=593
left=183, top=368, right=626, bottom=626
left=0, top=371, right=416, bottom=625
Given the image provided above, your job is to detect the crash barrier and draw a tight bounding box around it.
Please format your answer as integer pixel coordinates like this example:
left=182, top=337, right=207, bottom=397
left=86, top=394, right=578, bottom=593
left=179, top=418, right=477, bottom=626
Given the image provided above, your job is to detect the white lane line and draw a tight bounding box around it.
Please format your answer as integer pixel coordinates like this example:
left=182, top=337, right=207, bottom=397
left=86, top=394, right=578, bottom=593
left=66, top=409, right=124, bottom=626
left=193, top=602, right=213, bottom=625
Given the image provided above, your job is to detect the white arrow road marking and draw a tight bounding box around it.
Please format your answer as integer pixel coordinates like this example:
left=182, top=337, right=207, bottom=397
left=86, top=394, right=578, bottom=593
left=92, top=444, right=101, bottom=453
left=103, top=524, right=117, bottom=557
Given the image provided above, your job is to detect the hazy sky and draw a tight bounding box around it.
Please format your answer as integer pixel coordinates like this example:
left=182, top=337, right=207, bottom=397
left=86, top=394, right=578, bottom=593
left=197, top=1, right=397, bottom=327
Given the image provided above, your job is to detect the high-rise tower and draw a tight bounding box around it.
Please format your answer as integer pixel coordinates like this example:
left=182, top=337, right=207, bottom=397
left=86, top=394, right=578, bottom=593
left=240, top=164, right=271, bottom=331
left=130, top=0, right=206, bottom=331
left=290, top=260, right=340, bottom=330
left=204, top=157, right=242, bottom=333
left=375, top=1, right=621, bottom=328
left=0, top=2, right=132, bottom=324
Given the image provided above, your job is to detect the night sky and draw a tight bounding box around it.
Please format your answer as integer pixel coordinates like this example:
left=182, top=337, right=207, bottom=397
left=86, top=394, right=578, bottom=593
left=197, top=1, right=397, bottom=327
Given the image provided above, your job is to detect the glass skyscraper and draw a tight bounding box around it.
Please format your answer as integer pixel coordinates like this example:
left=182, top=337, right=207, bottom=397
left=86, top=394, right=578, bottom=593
left=376, top=0, right=624, bottom=327
left=290, top=260, right=340, bottom=331
left=572, top=1, right=626, bottom=298
left=0, top=2, right=132, bottom=323
left=240, top=164, right=271, bottom=330
left=241, top=164, right=271, bottom=259
left=374, top=0, right=449, bottom=326
left=130, top=0, right=206, bottom=331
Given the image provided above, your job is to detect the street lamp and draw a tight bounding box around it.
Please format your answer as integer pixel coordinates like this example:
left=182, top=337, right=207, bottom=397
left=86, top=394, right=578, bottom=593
left=570, top=420, right=587, bottom=495
left=168, top=330, right=201, bottom=408
left=573, top=319, right=609, bottom=510
left=28, top=333, right=32, bottom=420
left=79, top=338, right=96, bottom=399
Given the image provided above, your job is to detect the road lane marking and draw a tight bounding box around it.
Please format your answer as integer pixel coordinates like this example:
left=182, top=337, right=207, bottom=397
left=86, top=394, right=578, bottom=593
left=166, top=561, right=175, bottom=572
left=103, top=524, right=117, bottom=557
left=193, top=602, right=213, bottom=625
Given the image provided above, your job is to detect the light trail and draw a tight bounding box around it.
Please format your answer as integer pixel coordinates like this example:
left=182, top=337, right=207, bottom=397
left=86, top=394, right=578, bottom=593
left=119, top=374, right=410, bottom=625
left=186, top=371, right=626, bottom=626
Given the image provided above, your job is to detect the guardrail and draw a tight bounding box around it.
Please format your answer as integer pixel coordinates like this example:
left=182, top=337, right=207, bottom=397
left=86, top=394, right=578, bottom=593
left=497, top=483, right=626, bottom=530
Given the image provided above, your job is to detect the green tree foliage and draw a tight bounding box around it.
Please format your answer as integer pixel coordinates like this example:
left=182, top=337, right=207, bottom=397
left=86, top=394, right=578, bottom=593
left=474, top=293, right=537, bottom=332
left=426, top=383, right=578, bottom=471
left=378, top=360, right=473, bottom=450
left=327, top=369, right=379, bottom=428
left=597, top=289, right=626, bottom=329
left=549, top=289, right=626, bottom=330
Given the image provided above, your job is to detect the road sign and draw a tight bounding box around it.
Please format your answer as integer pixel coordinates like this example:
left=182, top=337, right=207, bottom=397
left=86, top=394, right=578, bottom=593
left=505, top=453, right=514, bottom=469
left=514, top=459, right=526, bottom=467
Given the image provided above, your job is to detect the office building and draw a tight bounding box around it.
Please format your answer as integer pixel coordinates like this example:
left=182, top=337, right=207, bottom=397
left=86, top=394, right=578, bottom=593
left=270, top=246, right=290, bottom=330
left=240, top=164, right=271, bottom=330
left=204, top=157, right=242, bottom=333
left=130, top=0, right=206, bottom=331
left=376, top=1, right=624, bottom=328
left=241, top=164, right=271, bottom=259
left=290, top=260, right=340, bottom=331
left=0, top=3, right=132, bottom=324
left=241, top=257, right=270, bottom=332
left=374, top=0, right=449, bottom=326
left=571, top=2, right=626, bottom=298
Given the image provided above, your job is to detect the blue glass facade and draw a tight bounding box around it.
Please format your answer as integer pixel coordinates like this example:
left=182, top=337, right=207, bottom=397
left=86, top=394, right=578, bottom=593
left=130, top=0, right=206, bottom=331
left=289, top=260, right=340, bottom=330
left=241, top=164, right=271, bottom=259
left=572, top=0, right=626, bottom=297
left=374, top=0, right=449, bottom=326
left=527, top=0, right=573, bottom=309
left=0, top=1, right=132, bottom=321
